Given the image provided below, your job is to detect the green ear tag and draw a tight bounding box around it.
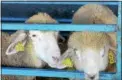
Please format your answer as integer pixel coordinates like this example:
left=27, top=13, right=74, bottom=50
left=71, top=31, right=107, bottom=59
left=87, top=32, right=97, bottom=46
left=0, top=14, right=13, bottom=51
left=15, top=42, right=24, bottom=52
left=62, top=58, right=73, bottom=67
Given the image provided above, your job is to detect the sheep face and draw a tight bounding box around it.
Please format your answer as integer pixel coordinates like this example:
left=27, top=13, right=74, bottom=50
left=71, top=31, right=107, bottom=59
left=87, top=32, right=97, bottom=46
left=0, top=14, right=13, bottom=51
left=29, top=31, right=61, bottom=68
left=74, top=48, right=108, bottom=80
left=5, top=30, right=66, bottom=69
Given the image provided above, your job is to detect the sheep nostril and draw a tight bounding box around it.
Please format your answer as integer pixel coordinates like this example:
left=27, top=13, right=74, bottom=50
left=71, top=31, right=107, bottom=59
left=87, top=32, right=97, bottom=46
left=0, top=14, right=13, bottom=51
left=52, top=56, right=59, bottom=62
left=32, top=34, right=36, bottom=37
left=90, top=75, right=95, bottom=80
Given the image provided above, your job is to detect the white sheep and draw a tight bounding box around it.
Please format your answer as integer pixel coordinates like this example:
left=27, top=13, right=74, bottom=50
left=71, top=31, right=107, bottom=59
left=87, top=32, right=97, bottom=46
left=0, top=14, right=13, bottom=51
left=1, top=31, right=36, bottom=80
left=72, top=4, right=117, bottom=48
left=60, top=4, right=117, bottom=80
left=2, top=12, right=66, bottom=80
left=5, top=12, right=66, bottom=69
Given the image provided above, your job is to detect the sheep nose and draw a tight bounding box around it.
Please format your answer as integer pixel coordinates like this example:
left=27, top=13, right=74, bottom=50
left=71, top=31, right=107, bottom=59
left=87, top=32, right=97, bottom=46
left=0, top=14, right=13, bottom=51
left=52, top=56, right=59, bottom=62
left=90, top=75, right=95, bottom=80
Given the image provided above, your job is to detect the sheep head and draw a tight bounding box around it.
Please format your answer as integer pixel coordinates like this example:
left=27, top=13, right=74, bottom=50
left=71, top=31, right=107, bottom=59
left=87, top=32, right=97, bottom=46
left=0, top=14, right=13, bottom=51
left=5, top=12, right=66, bottom=69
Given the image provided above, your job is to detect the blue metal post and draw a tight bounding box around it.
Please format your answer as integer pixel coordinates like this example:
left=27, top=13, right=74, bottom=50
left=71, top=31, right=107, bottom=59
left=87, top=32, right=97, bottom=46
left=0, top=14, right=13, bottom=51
left=116, top=1, right=121, bottom=80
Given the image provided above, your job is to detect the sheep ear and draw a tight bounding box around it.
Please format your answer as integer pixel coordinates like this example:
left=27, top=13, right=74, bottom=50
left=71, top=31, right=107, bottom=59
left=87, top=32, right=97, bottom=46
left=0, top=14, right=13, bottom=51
left=54, top=32, right=65, bottom=42
left=57, top=48, right=75, bottom=69
left=60, top=48, right=75, bottom=61
left=100, top=45, right=114, bottom=57
left=109, top=45, right=116, bottom=54
left=107, top=33, right=116, bottom=48
left=57, top=32, right=65, bottom=42
left=6, top=30, right=27, bottom=55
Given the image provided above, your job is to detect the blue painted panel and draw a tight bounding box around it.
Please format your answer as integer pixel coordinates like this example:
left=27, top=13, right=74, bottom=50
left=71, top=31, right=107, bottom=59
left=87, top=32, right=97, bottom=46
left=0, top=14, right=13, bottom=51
left=2, top=23, right=117, bottom=32
left=1, top=1, right=118, bottom=23
left=2, top=67, right=114, bottom=80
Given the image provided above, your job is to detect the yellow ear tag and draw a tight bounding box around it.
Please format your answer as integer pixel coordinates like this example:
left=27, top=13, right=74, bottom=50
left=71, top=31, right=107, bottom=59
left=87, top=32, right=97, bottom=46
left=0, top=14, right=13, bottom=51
left=108, top=50, right=115, bottom=64
left=62, top=58, right=73, bottom=67
left=15, top=42, right=24, bottom=52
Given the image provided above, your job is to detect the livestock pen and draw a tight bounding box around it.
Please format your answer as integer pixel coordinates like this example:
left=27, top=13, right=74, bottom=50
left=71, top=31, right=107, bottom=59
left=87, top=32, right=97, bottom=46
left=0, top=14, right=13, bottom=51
left=1, top=1, right=121, bottom=80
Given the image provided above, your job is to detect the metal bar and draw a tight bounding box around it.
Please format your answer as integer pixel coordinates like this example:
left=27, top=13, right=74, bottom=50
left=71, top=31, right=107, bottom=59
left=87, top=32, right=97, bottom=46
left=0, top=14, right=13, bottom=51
left=116, top=1, right=121, bottom=80
left=2, top=67, right=114, bottom=79
left=1, top=1, right=118, bottom=5
left=1, top=17, right=72, bottom=23
left=118, top=1, right=121, bottom=30
left=2, top=23, right=117, bottom=32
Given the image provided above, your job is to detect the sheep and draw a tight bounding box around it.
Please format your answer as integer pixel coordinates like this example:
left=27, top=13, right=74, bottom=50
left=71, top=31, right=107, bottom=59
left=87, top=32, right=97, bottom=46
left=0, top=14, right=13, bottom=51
left=60, top=4, right=117, bottom=80
left=1, top=12, right=66, bottom=80
left=1, top=31, right=36, bottom=80
left=5, top=12, right=66, bottom=69
left=72, top=4, right=117, bottom=48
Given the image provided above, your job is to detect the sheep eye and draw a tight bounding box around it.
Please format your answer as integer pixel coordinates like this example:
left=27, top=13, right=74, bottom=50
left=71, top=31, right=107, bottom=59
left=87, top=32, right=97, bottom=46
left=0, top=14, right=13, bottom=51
left=32, top=34, right=36, bottom=37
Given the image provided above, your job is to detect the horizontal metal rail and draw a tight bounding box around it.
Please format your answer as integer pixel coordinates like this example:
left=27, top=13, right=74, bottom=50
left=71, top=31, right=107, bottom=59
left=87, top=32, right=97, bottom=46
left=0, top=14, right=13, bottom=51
left=2, top=23, right=117, bottom=32
left=1, top=17, right=72, bottom=23
left=2, top=67, right=114, bottom=80
left=1, top=1, right=118, bottom=5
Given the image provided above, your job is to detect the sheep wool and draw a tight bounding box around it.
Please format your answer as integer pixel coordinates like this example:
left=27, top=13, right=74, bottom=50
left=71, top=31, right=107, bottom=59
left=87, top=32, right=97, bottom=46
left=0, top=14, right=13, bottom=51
left=73, top=4, right=117, bottom=48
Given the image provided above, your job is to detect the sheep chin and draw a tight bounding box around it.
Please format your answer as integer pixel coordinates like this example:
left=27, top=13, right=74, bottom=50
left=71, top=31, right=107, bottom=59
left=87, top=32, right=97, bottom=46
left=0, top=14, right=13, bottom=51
left=85, top=73, right=99, bottom=80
